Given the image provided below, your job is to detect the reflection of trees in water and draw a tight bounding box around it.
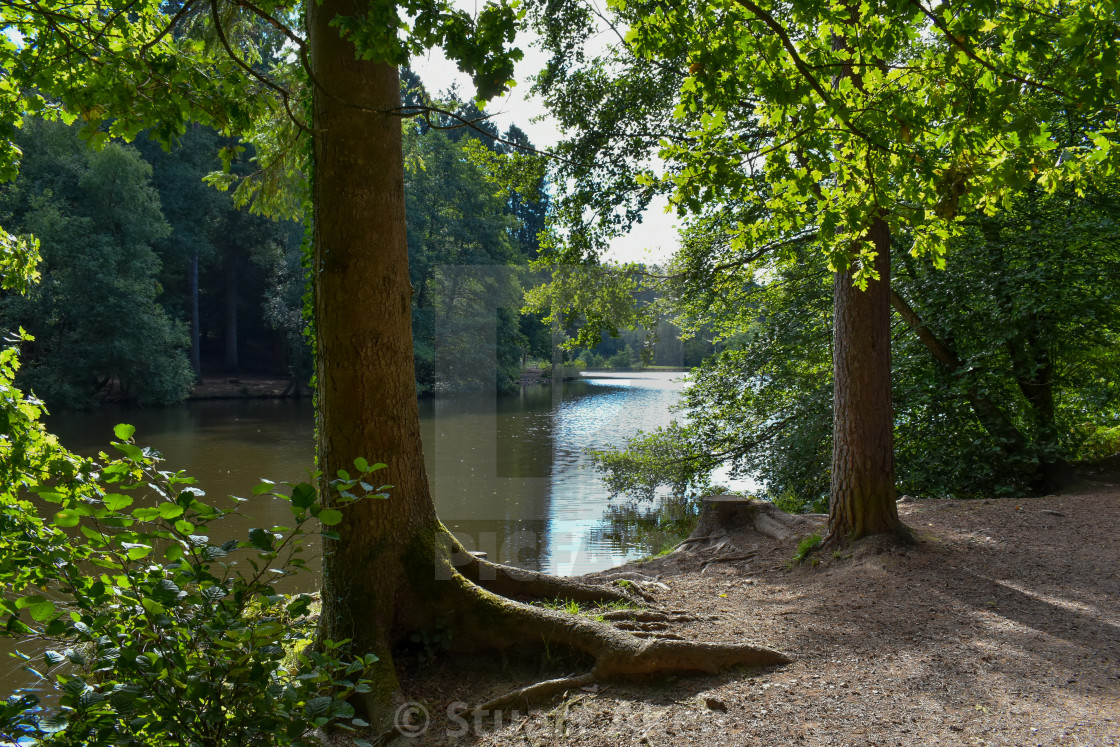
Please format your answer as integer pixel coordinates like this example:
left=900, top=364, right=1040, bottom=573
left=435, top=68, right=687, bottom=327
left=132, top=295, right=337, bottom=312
left=592, top=495, right=700, bottom=558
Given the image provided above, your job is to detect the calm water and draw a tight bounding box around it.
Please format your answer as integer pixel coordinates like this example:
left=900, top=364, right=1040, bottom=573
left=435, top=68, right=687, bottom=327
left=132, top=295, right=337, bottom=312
left=5, top=371, right=759, bottom=691
left=44, top=371, right=697, bottom=577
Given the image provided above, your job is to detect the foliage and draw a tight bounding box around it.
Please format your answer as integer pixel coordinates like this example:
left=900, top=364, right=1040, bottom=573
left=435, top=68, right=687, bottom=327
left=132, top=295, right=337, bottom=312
left=404, top=119, right=528, bottom=395
left=593, top=184, right=1120, bottom=501
left=0, top=119, right=193, bottom=407
left=771, top=490, right=829, bottom=516
left=531, top=0, right=1120, bottom=506
left=1078, top=425, right=1120, bottom=461
left=1, top=0, right=528, bottom=727
left=575, top=0, right=1119, bottom=270
left=136, top=126, right=310, bottom=381
left=891, top=185, right=1120, bottom=494
left=0, top=333, right=387, bottom=744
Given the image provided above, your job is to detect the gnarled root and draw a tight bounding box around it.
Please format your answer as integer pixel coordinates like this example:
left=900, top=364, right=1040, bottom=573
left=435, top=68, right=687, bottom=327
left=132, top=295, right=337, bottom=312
left=438, top=571, right=791, bottom=712
left=469, top=673, right=597, bottom=717
left=452, top=546, right=644, bottom=606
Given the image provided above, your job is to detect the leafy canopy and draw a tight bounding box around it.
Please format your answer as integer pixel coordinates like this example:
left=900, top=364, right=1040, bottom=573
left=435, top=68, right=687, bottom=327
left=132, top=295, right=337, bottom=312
left=619, top=0, right=1120, bottom=277
left=531, top=0, right=1120, bottom=284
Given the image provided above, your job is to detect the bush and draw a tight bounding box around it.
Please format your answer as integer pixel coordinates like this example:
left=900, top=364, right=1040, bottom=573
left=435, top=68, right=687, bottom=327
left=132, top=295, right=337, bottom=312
left=1078, top=424, right=1120, bottom=461
left=770, top=489, right=828, bottom=515
left=583, top=352, right=606, bottom=369
left=607, top=349, right=632, bottom=369
left=0, top=338, right=383, bottom=746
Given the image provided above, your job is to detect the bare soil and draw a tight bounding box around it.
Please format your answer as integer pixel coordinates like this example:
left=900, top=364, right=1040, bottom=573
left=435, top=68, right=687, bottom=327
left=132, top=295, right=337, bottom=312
left=394, top=479, right=1120, bottom=746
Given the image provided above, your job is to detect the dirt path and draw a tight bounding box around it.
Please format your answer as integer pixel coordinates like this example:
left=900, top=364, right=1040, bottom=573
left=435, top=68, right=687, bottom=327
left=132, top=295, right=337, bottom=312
left=396, top=482, right=1120, bottom=746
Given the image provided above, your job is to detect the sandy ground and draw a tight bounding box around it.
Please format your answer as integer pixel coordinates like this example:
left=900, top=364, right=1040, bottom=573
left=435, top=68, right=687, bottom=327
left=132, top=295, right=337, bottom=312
left=390, top=479, right=1120, bottom=746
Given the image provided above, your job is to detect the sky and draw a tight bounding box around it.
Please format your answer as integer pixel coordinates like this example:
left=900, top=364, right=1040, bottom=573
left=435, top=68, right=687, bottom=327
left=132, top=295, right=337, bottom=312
left=408, top=9, right=680, bottom=267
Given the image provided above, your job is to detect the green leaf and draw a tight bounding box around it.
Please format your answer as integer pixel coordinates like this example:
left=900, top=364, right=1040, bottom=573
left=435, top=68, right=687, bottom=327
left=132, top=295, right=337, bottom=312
left=317, top=509, right=344, bottom=526
left=140, top=597, right=165, bottom=615
left=29, top=598, right=57, bottom=622
left=112, top=442, right=145, bottom=461
left=54, top=510, right=81, bottom=528
left=113, top=423, right=136, bottom=441
left=104, top=493, right=133, bottom=511
left=248, top=528, right=275, bottom=551
left=304, top=696, right=333, bottom=718
left=291, top=483, right=316, bottom=509
left=158, top=503, right=184, bottom=520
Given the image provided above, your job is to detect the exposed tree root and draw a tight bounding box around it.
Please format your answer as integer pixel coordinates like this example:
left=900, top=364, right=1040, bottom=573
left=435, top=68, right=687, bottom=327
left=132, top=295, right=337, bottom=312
left=599, top=610, right=695, bottom=623
left=454, top=551, right=643, bottom=606
left=430, top=568, right=793, bottom=714
left=612, top=621, right=669, bottom=632
left=468, top=673, right=597, bottom=716
left=700, top=551, right=758, bottom=571
left=675, top=534, right=718, bottom=547
left=357, top=526, right=793, bottom=736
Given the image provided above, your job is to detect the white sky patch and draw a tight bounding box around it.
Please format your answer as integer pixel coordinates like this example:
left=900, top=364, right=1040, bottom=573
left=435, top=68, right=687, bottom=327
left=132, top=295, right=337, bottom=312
left=409, top=3, right=679, bottom=267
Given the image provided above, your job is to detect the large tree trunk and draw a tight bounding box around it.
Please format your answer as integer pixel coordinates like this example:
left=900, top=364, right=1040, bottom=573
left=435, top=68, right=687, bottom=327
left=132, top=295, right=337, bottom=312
left=309, top=0, right=439, bottom=708
left=307, top=3, right=793, bottom=732
left=828, top=216, right=904, bottom=543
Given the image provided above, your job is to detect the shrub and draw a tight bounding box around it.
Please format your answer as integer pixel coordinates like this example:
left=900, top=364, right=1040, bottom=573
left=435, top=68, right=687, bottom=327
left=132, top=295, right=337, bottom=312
left=0, top=338, right=384, bottom=746
left=771, top=490, right=828, bottom=515
left=790, top=533, right=823, bottom=566
left=1078, top=424, right=1120, bottom=461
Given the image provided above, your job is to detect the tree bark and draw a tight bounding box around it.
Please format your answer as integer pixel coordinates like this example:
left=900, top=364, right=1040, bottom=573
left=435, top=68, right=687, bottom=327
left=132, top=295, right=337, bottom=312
left=828, top=216, right=904, bottom=543
left=189, top=250, right=201, bottom=377
left=309, top=0, right=439, bottom=713
left=222, top=253, right=238, bottom=373
left=307, top=3, right=795, bottom=728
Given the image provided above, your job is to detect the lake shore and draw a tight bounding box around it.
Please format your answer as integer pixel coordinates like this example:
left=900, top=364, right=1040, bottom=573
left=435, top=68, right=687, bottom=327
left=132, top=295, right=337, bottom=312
left=390, top=476, right=1120, bottom=746
left=188, top=375, right=311, bottom=399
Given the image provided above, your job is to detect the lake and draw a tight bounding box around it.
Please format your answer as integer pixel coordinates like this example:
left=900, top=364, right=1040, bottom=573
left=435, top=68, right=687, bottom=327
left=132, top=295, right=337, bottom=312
left=45, top=371, right=749, bottom=578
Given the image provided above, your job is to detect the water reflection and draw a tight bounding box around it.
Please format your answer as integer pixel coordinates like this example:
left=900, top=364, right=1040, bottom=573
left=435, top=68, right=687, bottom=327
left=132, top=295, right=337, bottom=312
left=45, top=371, right=693, bottom=577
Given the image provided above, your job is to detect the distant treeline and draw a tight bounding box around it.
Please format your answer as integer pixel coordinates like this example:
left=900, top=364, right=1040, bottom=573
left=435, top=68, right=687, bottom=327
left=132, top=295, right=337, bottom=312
left=0, top=72, right=564, bottom=408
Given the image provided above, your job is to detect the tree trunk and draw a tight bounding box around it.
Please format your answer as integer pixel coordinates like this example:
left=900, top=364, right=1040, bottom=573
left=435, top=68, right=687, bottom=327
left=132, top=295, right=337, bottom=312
left=309, top=0, right=440, bottom=714
left=307, top=4, right=794, bottom=730
left=828, top=216, right=904, bottom=543
left=889, top=287, right=1029, bottom=452
left=222, top=254, right=238, bottom=373
left=189, top=250, right=201, bottom=377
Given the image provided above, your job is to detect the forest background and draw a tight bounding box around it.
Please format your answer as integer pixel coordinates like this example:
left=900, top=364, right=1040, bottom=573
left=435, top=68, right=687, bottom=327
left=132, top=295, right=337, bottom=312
left=3, top=79, right=1120, bottom=507
left=2, top=0, right=1120, bottom=742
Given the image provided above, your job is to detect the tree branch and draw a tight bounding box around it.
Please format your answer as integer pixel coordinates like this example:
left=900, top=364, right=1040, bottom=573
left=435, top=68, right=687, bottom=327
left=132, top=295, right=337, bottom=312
left=907, top=0, right=1066, bottom=98
left=207, top=0, right=313, bottom=134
